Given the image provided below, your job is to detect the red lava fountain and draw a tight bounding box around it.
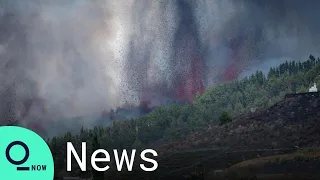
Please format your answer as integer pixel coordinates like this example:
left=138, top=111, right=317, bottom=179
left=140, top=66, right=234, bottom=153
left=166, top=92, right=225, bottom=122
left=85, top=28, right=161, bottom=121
left=177, top=55, right=204, bottom=102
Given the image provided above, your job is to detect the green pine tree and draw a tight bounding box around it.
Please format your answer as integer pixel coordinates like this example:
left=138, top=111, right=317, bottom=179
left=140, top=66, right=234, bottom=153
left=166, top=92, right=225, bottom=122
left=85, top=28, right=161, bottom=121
left=92, top=134, right=104, bottom=180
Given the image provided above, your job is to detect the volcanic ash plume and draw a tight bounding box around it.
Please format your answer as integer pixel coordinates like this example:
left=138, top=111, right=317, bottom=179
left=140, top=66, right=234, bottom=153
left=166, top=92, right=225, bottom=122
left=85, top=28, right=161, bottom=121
left=125, top=0, right=205, bottom=106
left=1, top=0, right=320, bottom=135
left=0, top=0, right=133, bottom=133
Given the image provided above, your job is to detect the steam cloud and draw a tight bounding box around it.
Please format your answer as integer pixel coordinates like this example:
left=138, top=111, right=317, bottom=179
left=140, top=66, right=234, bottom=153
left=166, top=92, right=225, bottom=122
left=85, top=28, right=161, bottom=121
left=0, top=0, right=319, bottom=135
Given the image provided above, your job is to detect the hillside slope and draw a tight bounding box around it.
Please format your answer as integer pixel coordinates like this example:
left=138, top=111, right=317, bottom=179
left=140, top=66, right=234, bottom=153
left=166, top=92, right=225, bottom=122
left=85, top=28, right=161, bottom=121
left=161, top=92, right=320, bottom=152
left=106, top=93, right=320, bottom=180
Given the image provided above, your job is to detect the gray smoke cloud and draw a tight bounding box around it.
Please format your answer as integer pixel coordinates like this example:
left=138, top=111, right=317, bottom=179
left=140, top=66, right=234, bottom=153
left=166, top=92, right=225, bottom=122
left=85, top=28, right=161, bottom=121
left=0, top=0, right=134, bottom=134
left=0, top=0, right=320, bottom=135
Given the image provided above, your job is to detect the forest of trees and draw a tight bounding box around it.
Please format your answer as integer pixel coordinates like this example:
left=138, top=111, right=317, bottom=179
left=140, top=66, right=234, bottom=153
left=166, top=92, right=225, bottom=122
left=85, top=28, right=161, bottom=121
left=49, top=55, right=320, bottom=177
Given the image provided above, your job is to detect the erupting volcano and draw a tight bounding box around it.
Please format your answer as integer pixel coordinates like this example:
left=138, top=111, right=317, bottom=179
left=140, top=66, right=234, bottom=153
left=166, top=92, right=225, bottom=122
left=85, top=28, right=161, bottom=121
left=131, top=0, right=205, bottom=108
left=2, top=0, right=320, bottom=136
